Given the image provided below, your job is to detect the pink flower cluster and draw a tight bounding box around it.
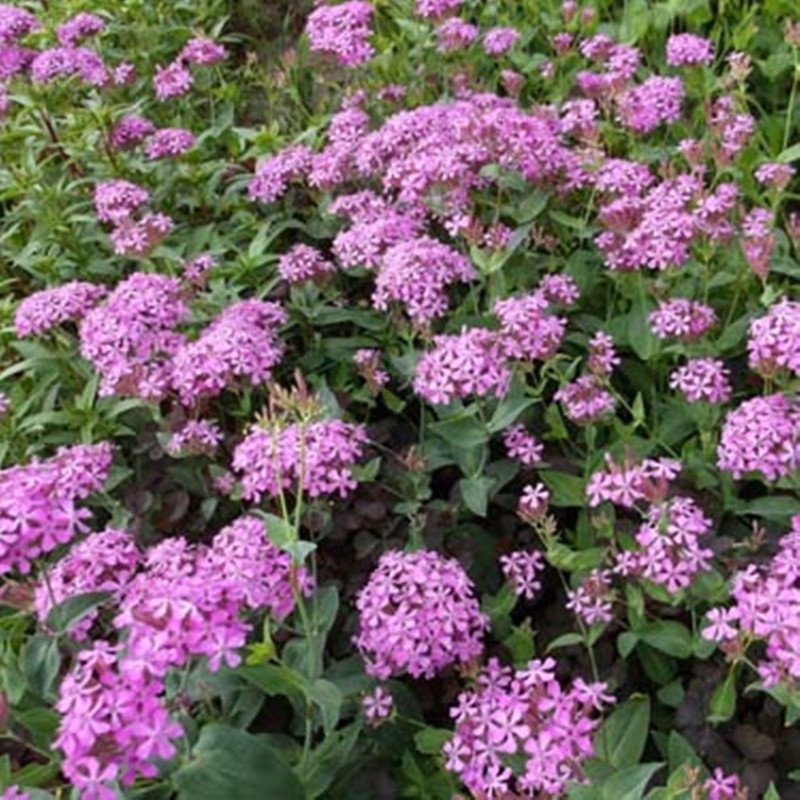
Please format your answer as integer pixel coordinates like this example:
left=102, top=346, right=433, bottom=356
left=500, top=550, right=544, bottom=600
left=436, top=18, right=478, bottom=53
left=248, top=144, right=313, bottom=203
left=34, top=528, right=138, bottom=638
left=503, top=424, right=544, bottom=466
left=167, top=419, right=223, bottom=456
left=413, top=327, right=511, bottom=404
left=717, top=393, right=800, bottom=481
left=57, top=12, right=105, bottom=46
left=278, top=243, right=336, bottom=284
left=747, top=299, right=800, bottom=379
left=354, top=348, right=389, bottom=390
left=555, top=375, right=615, bottom=425
left=94, top=180, right=173, bottom=256
left=518, top=483, right=551, bottom=522
left=483, top=27, right=520, bottom=56
left=586, top=454, right=681, bottom=508
left=232, top=418, right=368, bottom=500
left=740, top=207, right=775, bottom=280
left=0, top=443, right=112, bottom=574
left=704, top=515, right=800, bottom=687
left=373, top=237, right=475, bottom=324
left=153, top=35, right=227, bottom=100
left=110, top=114, right=156, bottom=150
left=31, top=46, right=108, bottom=87
left=53, top=515, right=305, bottom=798
left=665, top=33, right=714, bottom=67
left=444, top=657, right=611, bottom=797
left=15, top=281, right=107, bottom=337
left=615, top=496, right=714, bottom=593
left=669, top=357, right=732, bottom=403
left=79, top=272, right=189, bottom=399
left=755, top=162, right=794, bottom=191
left=415, top=0, right=462, bottom=18
left=0, top=5, right=39, bottom=44
left=305, top=2, right=374, bottom=67
left=649, top=298, right=717, bottom=340
left=171, top=300, right=286, bottom=403
left=355, top=549, right=487, bottom=679
left=494, top=292, right=567, bottom=362
left=566, top=568, right=615, bottom=624
left=144, top=127, right=195, bottom=160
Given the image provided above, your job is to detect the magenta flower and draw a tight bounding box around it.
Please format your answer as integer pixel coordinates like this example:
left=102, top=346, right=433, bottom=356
left=153, top=59, right=193, bottom=100
left=435, top=18, right=478, bottom=52
left=555, top=375, right=615, bottom=425
left=15, top=282, right=107, bottom=337
left=362, top=686, right=394, bottom=725
left=167, top=420, right=223, bottom=456
left=500, top=550, right=544, bottom=599
left=355, top=549, right=487, bottom=679
left=305, top=2, right=374, bottom=67
left=145, top=127, right=195, bottom=159
left=665, top=33, right=713, bottom=67
left=616, top=76, right=684, bottom=134
left=483, top=27, right=520, bottom=56
left=110, top=115, right=155, bottom=150
left=503, top=425, right=544, bottom=466
left=179, top=36, right=228, bottom=65
left=94, top=180, right=150, bottom=224
left=278, top=243, right=336, bottom=284
left=518, top=483, right=551, bottom=522
left=649, top=298, right=716, bottom=340
left=0, top=4, right=39, bottom=44
left=669, top=357, right=732, bottom=403
left=57, top=12, right=105, bottom=46
left=415, top=0, right=462, bottom=18
left=748, top=299, right=800, bottom=378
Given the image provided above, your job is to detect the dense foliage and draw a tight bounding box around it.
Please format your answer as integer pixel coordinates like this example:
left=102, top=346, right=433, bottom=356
left=0, top=0, right=799, bottom=797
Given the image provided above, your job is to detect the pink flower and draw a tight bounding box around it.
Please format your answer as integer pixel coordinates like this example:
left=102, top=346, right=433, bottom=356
left=649, top=298, right=716, bottom=340
left=31, top=46, right=108, bottom=86
left=278, top=244, right=336, bottom=284
left=415, top=0, right=462, bottom=18
left=0, top=5, right=39, bottom=44
left=57, top=12, right=105, bottom=46
left=305, top=2, right=374, bottom=67
left=232, top=418, right=368, bottom=501
left=15, top=282, right=107, bottom=337
left=748, top=299, right=800, bottom=378
left=413, top=328, right=511, bottom=404
left=755, top=162, right=794, bottom=191
left=179, top=36, right=227, bottom=65
left=355, top=549, right=487, bottom=679
left=110, top=115, right=155, bottom=150
left=555, top=375, right=615, bottom=425
left=153, top=60, right=193, bottom=100
left=362, top=686, right=393, bottom=725
left=616, top=76, right=684, bottom=134
left=500, top=550, right=544, bottom=599
left=503, top=425, right=544, bottom=466
left=518, top=483, right=550, bottom=521
left=145, top=127, right=195, bottom=159
left=669, top=357, right=732, bottom=403
left=94, top=180, right=150, bottom=224
left=588, top=331, right=620, bottom=377
left=665, top=33, right=713, bottom=67
left=483, top=27, right=520, bottom=56
left=248, top=144, right=313, bottom=204
left=167, top=420, right=223, bottom=456
left=435, top=18, right=478, bottom=52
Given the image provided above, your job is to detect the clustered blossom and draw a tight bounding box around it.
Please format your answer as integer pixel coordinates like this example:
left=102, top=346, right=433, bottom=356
left=649, top=298, right=717, bottom=340
left=616, top=76, right=684, bottom=134
left=0, top=443, right=112, bottom=575
left=503, top=424, right=544, bottom=466
left=708, top=95, right=756, bottom=164
left=15, top=281, right=107, bottom=337
left=145, top=127, right=195, bottom=159
left=373, top=238, right=475, bottom=324
left=182, top=253, right=217, bottom=286
left=555, top=376, right=615, bottom=425
left=587, top=454, right=681, bottom=508
left=413, top=328, right=510, bottom=404
left=94, top=180, right=150, bottom=224
left=587, top=331, right=619, bottom=377
left=110, top=114, right=155, bottom=150
left=444, top=657, right=612, bottom=797
left=704, top=515, right=800, bottom=687
left=355, top=549, right=487, bottom=679
left=248, top=144, right=313, bottom=203
left=305, top=2, right=374, bottom=67
left=31, top=46, right=108, bottom=87
left=517, top=483, right=550, bottom=522
left=717, top=393, right=800, bottom=481
left=34, top=528, right=138, bottom=638
left=740, top=207, right=775, bottom=280
left=755, top=162, right=794, bottom=191
left=0, top=5, right=39, bottom=44
left=665, top=33, right=714, bottom=67
left=167, top=419, right=223, bottom=456
left=278, top=243, right=336, bottom=284
left=232, top=419, right=368, bottom=501
left=748, top=299, right=800, bottom=378
left=495, top=291, right=567, bottom=362
left=57, top=12, right=105, bottom=46
left=669, top=357, right=732, bottom=403
left=171, top=300, right=286, bottom=403
left=615, top=497, right=714, bottom=593
left=54, top=515, right=307, bottom=798
left=566, top=569, right=615, bottom=624
left=415, top=0, right=462, bottom=18
left=500, top=550, right=544, bottom=600
left=153, top=60, right=193, bottom=99
left=79, top=272, right=189, bottom=399
left=109, top=213, right=174, bottom=257
left=180, top=36, right=228, bottom=65
left=483, top=27, right=520, bottom=56
left=436, top=18, right=478, bottom=53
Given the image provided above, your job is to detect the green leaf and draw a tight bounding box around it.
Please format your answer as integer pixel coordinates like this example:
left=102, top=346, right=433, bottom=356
left=638, top=622, right=693, bottom=659
left=667, top=731, right=704, bottom=776
left=708, top=669, right=737, bottom=724
left=237, top=663, right=308, bottom=706
left=547, top=632, right=584, bottom=652
left=460, top=476, right=494, bottom=516
left=414, top=727, right=452, bottom=755
left=742, top=496, right=800, bottom=522
left=172, top=724, right=305, bottom=800
left=546, top=542, right=606, bottom=572
left=778, top=143, right=800, bottom=163
left=539, top=470, right=586, bottom=507
left=764, top=783, right=780, bottom=800
left=503, top=621, right=536, bottom=665
left=45, top=591, right=110, bottom=634
left=617, top=632, right=639, bottom=659
left=302, top=721, right=362, bottom=799
left=602, top=763, right=664, bottom=800
left=22, top=635, right=60, bottom=699
left=310, top=679, right=342, bottom=736
left=595, top=696, right=651, bottom=769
